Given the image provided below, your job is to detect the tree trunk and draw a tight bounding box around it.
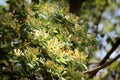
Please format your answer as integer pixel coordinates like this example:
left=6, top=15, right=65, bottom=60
left=68, top=0, right=85, bottom=16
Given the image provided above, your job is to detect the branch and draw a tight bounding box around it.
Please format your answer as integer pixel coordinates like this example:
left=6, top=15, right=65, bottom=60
left=83, top=37, right=120, bottom=78
left=83, top=53, right=120, bottom=78
left=99, top=38, right=120, bottom=65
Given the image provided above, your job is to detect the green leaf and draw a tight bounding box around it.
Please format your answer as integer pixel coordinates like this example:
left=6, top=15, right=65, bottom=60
left=27, top=63, right=34, bottom=69
left=56, top=34, right=63, bottom=40
left=54, top=29, right=58, bottom=34
left=81, top=63, right=88, bottom=70
left=59, top=58, right=67, bottom=64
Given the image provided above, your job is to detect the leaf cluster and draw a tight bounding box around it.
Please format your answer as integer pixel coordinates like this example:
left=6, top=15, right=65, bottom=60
left=0, top=1, right=97, bottom=80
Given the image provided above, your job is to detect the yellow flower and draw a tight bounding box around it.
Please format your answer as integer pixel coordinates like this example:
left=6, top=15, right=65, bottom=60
left=14, top=49, right=23, bottom=56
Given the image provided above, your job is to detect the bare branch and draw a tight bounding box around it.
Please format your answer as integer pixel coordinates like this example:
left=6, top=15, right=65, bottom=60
left=84, top=38, right=120, bottom=78
left=83, top=53, right=120, bottom=78
left=99, top=38, right=120, bottom=65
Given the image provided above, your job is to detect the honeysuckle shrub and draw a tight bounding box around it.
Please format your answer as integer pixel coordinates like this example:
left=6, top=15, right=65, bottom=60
left=0, top=1, right=97, bottom=80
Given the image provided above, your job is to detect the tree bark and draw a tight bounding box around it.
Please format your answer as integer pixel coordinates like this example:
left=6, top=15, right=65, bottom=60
left=68, top=0, right=85, bottom=16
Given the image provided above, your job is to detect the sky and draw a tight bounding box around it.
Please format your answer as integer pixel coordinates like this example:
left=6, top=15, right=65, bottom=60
left=0, top=0, right=6, bottom=6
